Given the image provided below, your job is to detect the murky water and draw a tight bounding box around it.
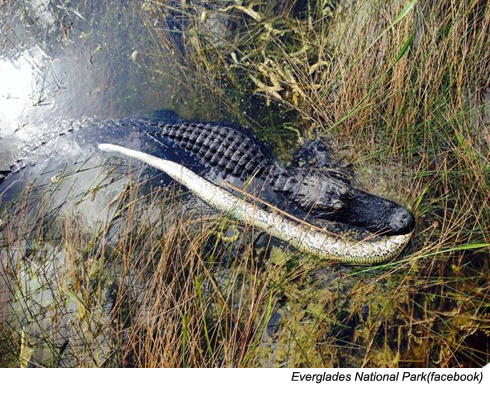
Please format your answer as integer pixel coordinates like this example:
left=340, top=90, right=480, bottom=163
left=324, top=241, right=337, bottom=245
left=0, top=1, right=207, bottom=366
left=0, top=1, right=191, bottom=173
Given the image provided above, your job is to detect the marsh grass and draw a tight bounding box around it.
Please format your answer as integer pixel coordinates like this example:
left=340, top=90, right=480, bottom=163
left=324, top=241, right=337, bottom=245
left=1, top=0, right=490, bottom=367
left=0, top=167, right=299, bottom=367
left=132, top=0, right=490, bottom=366
left=0, top=161, right=488, bottom=366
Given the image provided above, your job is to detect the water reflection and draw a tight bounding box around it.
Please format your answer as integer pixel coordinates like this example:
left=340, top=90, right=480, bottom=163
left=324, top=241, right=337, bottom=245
left=0, top=55, right=35, bottom=133
left=0, top=0, right=183, bottom=172
left=0, top=2, right=193, bottom=366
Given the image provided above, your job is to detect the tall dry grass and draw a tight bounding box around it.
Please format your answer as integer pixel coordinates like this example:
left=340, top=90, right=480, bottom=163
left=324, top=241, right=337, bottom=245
left=135, top=0, right=490, bottom=366
left=0, top=172, right=288, bottom=367
left=0, top=0, right=489, bottom=367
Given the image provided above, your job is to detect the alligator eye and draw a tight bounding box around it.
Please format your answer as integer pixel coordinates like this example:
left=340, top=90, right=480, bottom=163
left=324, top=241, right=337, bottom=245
left=332, top=200, right=344, bottom=211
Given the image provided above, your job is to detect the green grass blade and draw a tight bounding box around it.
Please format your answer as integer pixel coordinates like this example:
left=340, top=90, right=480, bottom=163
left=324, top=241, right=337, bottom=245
left=393, top=1, right=418, bottom=24
left=182, top=314, right=188, bottom=367
left=195, top=276, right=212, bottom=360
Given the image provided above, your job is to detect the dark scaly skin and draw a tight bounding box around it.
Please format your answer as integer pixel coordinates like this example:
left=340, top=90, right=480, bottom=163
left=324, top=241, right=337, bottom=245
left=0, top=117, right=414, bottom=236
left=150, top=122, right=415, bottom=236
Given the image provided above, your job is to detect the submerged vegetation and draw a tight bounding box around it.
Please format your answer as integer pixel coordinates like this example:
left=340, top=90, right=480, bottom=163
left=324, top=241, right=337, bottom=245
left=1, top=0, right=490, bottom=367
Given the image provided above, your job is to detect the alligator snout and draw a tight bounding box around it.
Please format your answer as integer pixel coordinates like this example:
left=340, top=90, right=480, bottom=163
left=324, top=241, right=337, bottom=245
left=278, top=167, right=415, bottom=236
left=387, top=207, right=415, bottom=235
left=329, top=186, right=415, bottom=235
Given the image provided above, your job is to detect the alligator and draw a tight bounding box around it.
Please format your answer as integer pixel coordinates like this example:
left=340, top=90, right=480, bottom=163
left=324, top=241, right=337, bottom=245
left=0, top=116, right=414, bottom=264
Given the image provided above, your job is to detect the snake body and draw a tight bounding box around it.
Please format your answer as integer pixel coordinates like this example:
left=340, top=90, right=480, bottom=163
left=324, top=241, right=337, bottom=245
left=99, top=144, right=411, bottom=265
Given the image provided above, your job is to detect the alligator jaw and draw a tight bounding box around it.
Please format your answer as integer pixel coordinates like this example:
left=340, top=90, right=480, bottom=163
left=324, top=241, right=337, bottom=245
left=98, top=143, right=411, bottom=265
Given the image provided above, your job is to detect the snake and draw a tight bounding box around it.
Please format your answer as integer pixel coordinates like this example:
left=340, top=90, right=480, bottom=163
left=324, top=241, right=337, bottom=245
left=99, top=143, right=411, bottom=265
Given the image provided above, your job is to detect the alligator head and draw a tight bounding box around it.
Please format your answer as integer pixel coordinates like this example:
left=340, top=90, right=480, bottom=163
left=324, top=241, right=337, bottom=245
left=271, top=167, right=415, bottom=235
left=268, top=139, right=415, bottom=236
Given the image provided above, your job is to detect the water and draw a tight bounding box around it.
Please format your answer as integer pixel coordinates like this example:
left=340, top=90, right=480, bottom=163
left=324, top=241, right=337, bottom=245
left=0, top=1, right=193, bottom=173
left=0, top=1, right=208, bottom=365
